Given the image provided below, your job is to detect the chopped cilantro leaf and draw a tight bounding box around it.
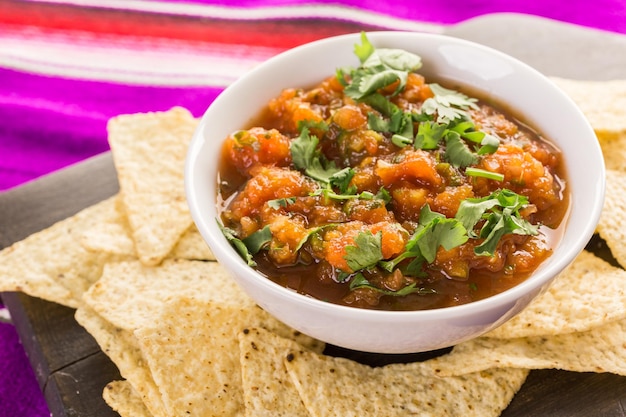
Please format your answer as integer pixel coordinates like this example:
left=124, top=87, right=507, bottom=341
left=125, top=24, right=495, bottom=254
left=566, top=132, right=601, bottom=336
left=290, top=126, right=340, bottom=183
left=455, top=189, right=538, bottom=255
left=465, top=167, right=504, bottom=181
left=329, top=167, right=356, bottom=194
left=477, top=134, right=500, bottom=155
left=353, top=31, right=376, bottom=63
left=444, top=131, right=479, bottom=168
left=344, top=32, right=422, bottom=101
left=380, top=205, right=468, bottom=274
left=349, top=273, right=436, bottom=297
left=242, top=225, right=273, bottom=255
left=426, top=83, right=478, bottom=123
left=218, top=221, right=257, bottom=266
left=415, top=121, right=447, bottom=150
left=344, top=230, right=384, bottom=272
left=268, top=197, right=297, bottom=209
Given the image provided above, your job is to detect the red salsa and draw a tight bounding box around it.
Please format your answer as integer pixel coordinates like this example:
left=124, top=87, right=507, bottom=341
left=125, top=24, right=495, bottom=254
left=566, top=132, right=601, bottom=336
left=217, top=34, right=569, bottom=311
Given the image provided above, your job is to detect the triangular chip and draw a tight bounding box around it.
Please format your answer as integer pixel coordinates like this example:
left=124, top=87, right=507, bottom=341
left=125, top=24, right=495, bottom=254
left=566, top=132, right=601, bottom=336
left=424, top=318, right=626, bottom=377
left=550, top=77, right=626, bottom=140
left=107, top=107, right=198, bottom=266
left=486, top=250, right=626, bottom=339
left=80, top=195, right=214, bottom=261
left=82, top=258, right=252, bottom=331
left=238, top=328, right=312, bottom=417
left=596, top=131, right=626, bottom=173
left=133, top=297, right=324, bottom=417
left=596, top=169, right=626, bottom=268
left=75, top=306, right=166, bottom=417
left=170, top=225, right=215, bottom=261
left=103, top=381, right=152, bottom=417
left=284, top=348, right=528, bottom=417
left=0, top=196, right=123, bottom=307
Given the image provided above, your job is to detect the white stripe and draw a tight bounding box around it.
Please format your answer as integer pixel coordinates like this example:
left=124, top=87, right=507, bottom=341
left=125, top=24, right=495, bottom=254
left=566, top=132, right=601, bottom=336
left=2, top=2, right=444, bottom=85
left=26, top=0, right=445, bottom=33
left=0, top=26, right=280, bottom=85
left=0, top=307, right=10, bottom=324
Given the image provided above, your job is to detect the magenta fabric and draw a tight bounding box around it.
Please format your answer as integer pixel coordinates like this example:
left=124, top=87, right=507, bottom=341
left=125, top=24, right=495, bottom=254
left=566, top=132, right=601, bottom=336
left=0, top=68, right=222, bottom=190
left=0, top=1, right=625, bottom=416
left=0, top=313, right=49, bottom=417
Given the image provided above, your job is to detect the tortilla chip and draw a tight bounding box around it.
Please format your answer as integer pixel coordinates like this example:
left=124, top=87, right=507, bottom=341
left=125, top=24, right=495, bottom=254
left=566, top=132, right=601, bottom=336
left=79, top=196, right=136, bottom=257
left=133, top=297, right=323, bottom=417
left=238, top=327, right=312, bottom=417
left=284, top=348, right=528, bottom=417
left=0, top=196, right=123, bottom=307
left=424, top=318, right=626, bottom=378
left=486, top=250, right=626, bottom=339
left=103, top=381, right=153, bottom=417
left=82, top=258, right=252, bottom=331
left=80, top=196, right=214, bottom=261
left=596, top=169, right=626, bottom=268
left=596, top=132, right=626, bottom=173
left=107, top=107, right=198, bottom=266
left=75, top=306, right=166, bottom=417
left=170, top=225, right=215, bottom=261
left=550, top=77, right=626, bottom=140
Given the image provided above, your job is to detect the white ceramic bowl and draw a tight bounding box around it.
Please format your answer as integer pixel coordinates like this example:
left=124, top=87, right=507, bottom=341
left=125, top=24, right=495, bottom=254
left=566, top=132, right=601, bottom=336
left=186, top=31, right=605, bottom=354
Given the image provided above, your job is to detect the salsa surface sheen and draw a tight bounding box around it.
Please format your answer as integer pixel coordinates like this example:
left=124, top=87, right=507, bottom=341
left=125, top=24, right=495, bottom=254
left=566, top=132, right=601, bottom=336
left=217, top=64, right=569, bottom=311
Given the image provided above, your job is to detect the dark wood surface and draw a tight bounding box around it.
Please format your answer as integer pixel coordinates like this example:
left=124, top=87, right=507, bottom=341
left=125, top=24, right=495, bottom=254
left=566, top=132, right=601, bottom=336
left=2, top=13, right=626, bottom=417
left=0, top=152, right=121, bottom=417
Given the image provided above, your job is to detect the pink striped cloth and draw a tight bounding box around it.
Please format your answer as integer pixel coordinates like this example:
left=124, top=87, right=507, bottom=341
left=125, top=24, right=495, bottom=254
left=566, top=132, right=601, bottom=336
left=0, top=1, right=624, bottom=416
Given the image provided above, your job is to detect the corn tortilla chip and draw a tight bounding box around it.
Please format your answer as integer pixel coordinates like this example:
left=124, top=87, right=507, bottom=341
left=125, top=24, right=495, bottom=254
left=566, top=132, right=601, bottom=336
left=238, top=327, right=312, bottom=417
left=103, top=381, right=152, bottom=417
left=171, top=225, right=215, bottom=261
left=82, top=258, right=252, bottom=331
left=596, top=169, right=626, bottom=268
left=79, top=195, right=136, bottom=257
left=107, top=107, right=198, bottom=266
left=486, top=250, right=626, bottom=339
left=424, top=318, right=626, bottom=377
left=596, top=132, right=626, bottom=173
left=284, top=348, right=528, bottom=417
left=75, top=306, right=166, bottom=417
left=0, top=196, right=123, bottom=307
left=80, top=197, right=214, bottom=261
left=550, top=77, right=626, bottom=140
left=134, top=297, right=324, bottom=417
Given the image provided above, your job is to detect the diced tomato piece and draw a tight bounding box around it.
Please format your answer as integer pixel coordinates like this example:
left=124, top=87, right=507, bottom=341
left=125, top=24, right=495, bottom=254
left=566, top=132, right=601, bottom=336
left=375, top=149, right=442, bottom=187
left=224, top=127, right=291, bottom=175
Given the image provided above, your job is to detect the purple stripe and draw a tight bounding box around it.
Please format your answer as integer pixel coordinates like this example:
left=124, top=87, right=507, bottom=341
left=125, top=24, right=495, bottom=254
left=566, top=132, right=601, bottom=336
left=151, top=0, right=626, bottom=33
left=0, top=68, right=223, bottom=190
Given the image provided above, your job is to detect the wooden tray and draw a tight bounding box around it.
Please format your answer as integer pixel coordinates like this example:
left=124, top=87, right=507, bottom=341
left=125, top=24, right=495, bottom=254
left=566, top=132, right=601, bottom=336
left=3, top=13, right=626, bottom=417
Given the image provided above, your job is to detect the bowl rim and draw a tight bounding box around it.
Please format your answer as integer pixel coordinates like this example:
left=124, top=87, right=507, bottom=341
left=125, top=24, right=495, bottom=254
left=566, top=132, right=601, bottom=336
left=186, top=30, right=606, bottom=322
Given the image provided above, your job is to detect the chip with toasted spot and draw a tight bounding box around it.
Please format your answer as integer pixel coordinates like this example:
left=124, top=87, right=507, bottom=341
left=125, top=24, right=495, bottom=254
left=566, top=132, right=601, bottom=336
left=284, top=347, right=528, bottom=417
left=486, top=250, right=626, bottom=339
left=238, top=327, right=313, bottom=417
left=133, top=297, right=324, bottom=417
left=102, top=381, right=153, bottom=417
left=107, top=107, right=198, bottom=266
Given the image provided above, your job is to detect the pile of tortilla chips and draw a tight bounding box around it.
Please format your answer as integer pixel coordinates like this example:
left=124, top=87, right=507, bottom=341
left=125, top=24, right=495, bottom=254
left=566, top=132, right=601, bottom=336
left=1, top=77, right=626, bottom=416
